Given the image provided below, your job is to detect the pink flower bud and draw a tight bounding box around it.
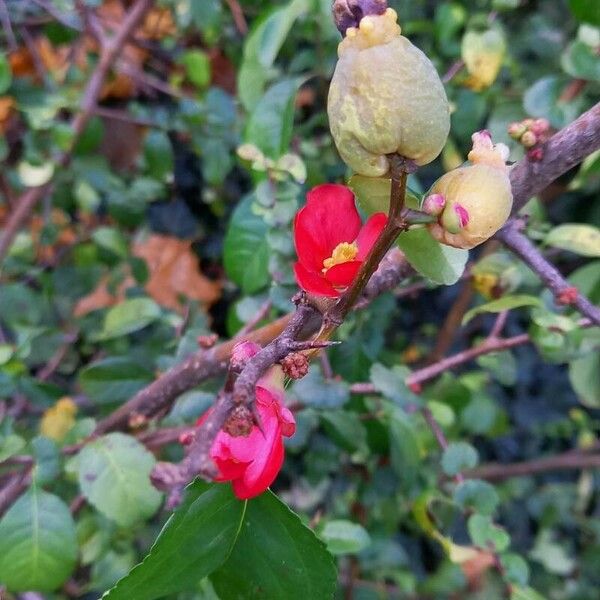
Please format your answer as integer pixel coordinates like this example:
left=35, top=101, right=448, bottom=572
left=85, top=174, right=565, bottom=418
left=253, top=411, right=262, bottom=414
left=530, top=118, right=550, bottom=136
left=230, top=340, right=261, bottom=372
left=423, top=193, right=446, bottom=217
left=441, top=203, right=469, bottom=234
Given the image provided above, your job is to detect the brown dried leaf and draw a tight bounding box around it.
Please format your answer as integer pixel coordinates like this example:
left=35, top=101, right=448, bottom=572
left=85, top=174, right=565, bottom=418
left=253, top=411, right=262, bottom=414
left=461, top=550, right=496, bottom=590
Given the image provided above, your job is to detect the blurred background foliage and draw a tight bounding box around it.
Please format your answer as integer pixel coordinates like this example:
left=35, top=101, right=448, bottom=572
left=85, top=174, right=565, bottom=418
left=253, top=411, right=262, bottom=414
left=0, top=0, right=599, bottom=598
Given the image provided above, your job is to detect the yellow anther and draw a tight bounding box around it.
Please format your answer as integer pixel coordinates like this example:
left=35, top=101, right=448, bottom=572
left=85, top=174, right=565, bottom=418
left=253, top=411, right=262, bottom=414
left=323, top=242, right=358, bottom=272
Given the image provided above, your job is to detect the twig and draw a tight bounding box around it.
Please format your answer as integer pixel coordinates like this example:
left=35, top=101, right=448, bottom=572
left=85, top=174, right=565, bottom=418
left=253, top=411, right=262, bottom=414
left=0, top=0, right=155, bottom=266
left=466, top=451, right=600, bottom=482
left=224, top=0, right=248, bottom=35
left=0, top=0, right=17, bottom=51
left=36, top=330, right=78, bottom=381
left=497, top=221, right=600, bottom=326
left=442, top=59, right=464, bottom=84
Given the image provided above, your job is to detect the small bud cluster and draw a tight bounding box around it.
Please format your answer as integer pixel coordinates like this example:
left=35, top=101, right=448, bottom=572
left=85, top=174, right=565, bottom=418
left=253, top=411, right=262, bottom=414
left=508, top=118, right=551, bottom=162
left=280, top=352, right=309, bottom=380
left=557, top=286, right=579, bottom=306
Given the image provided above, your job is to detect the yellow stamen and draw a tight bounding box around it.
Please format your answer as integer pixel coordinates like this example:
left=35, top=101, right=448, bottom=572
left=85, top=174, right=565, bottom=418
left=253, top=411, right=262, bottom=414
left=323, top=242, right=358, bottom=272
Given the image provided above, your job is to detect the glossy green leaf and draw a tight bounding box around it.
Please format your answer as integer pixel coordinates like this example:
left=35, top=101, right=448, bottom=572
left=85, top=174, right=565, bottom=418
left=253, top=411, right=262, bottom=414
left=210, top=490, right=336, bottom=600
left=144, top=129, right=174, bottom=182
left=562, top=40, right=600, bottom=81
left=319, top=520, right=371, bottom=555
left=454, top=479, right=499, bottom=516
left=292, top=368, right=350, bottom=409
left=349, top=174, right=421, bottom=215
left=99, top=298, right=161, bottom=339
left=78, top=433, right=162, bottom=526
left=223, top=194, right=270, bottom=294
left=180, top=50, right=211, bottom=88
left=0, top=53, right=11, bottom=94
left=569, top=351, right=600, bottom=408
left=238, top=0, right=309, bottom=110
left=569, top=0, right=600, bottom=26
left=79, top=357, right=154, bottom=404
left=103, top=481, right=246, bottom=600
left=397, top=229, right=468, bottom=285
left=369, top=363, right=421, bottom=408
left=545, top=223, right=600, bottom=257
left=388, top=408, right=421, bottom=486
left=245, top=77, right=303, bottom=159
left=0, top=486, right=77, bottom=592
left=463, top=295, right=542, bottom=325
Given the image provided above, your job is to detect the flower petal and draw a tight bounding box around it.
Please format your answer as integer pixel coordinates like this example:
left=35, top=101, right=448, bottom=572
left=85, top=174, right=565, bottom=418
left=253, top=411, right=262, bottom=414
left=324, top=260, right=362, bottom=287
left=294, top=184, right=361, bottom=271
left=294, top=261, right=340, bottom=297
left=278, top=405, right=296, bottom=437
left=355, top=213, right=388, bottom=259
left=232, top=436, right=284, bottom=499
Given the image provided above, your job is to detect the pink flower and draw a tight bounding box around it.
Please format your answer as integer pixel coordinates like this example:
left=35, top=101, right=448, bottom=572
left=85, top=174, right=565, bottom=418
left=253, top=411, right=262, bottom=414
left=293, top=184, right=387, bottom=297
left=197, top=367, right=295, bottom=500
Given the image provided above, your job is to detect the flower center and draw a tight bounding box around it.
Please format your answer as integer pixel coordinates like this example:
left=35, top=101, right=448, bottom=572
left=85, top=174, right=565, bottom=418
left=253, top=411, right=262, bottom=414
left=323, top=242, right=358, bottom=272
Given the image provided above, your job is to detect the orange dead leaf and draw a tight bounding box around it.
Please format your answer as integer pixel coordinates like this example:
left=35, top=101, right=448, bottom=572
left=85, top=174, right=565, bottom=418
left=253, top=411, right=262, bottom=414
left=461, top=550, right=496, bottom=591
left=73, top=273, right=131, bottom=317
left=0, top=96, right=15, bottom=133
left=133, top=234, right=221, bottom=312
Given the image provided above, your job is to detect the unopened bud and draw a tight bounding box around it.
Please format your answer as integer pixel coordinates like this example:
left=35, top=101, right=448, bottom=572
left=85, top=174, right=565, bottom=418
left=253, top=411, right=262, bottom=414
left=423, top=193, right=446, bottom=217
left=197, top=333, right=218, bottom=348
left=280, top=352, right=309, bottom=380
left=522, top=118, right=535, bottom=129
left=178, top=430, right=195, bottom=446
left=527, top=147, right=544, bottom=162
left=530, top=118, right=550, bottom=136
left=441, top=203, right=469, bottom=234
left=408, top=382, right=422, bottom=394
left=508, top=122, right=527, bottom=140
left=521, top=130, right=537, bottom=148
left=557, top=286, right=578, bottom=306
left=332, top=0, right=388, bottom=35
left=230, top=340, right=261, bottom=372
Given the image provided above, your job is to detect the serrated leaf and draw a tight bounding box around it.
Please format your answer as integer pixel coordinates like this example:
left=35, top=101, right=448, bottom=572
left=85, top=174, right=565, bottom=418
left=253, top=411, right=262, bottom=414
left=0, top=486, right=77, bottom=592
left=545, top=223, right=600, bottom=257
left=223, top=194, right=270, bottom=294
left=210, top=489, right=337, bottom=600
left=78, top=433, right=162, bottom=527
left=397, top=228, right=468, bottom=285
left=103, top=481, right=246, bottom=600
left=441, top=442, right=479, bottom=476
left=79, top=357, right=153, bottom=404
left=100, top=298, right=161, bottom=339
left=463, top=295, right=541, bottom=325
left=319, top=520, right=371, bottom=555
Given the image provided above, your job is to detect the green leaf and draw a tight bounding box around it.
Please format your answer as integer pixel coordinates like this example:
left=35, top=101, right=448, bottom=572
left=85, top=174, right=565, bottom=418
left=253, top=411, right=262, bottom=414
left=223, top=194, right=270, bottom=294
left=511, top=586, right=548, bottom=600
left=238, top=0, right=309, bottom=110
left=388, top=408, right=421, bottom=487
left=78, top=433, right=162, bottom=526
left=79, top=357, right=154, bottom=404
left=245, top=78, right=302, bottom=159
left=369, top=363, right=421, bottom=408
left=397, top=229, right=468, bottom=285
left=454, top=479, right=499, bottom=516
left=92, top=227, right=128, bottom=258
left=569, top=0, right=600, bottom=26
left=100, top=298, right=161, bottom=339
left=569, top=352, right=600, bottom=408
left=545, top=223, right=600, bottom=257
left=319, top=520, right=371, bottom=555
left=103, top=481, right=246, bottom=600
left=462, top=295, right=541, bottom=325
left=441, top=442, right=479, bottom=477
left=210, top=490, right=336, bottom=600
left=502, top=553, right=530, bottom=586
left=0, top=53, right=11, bottom=94
left=0, top=433, right=25, bottom=462
left=292, top=368, right=350, bottom=409
left=562, top=40, right=600, bottom=81
left=523, top=76, right=583, bottom=128
left=349, top=175, right=421, bottom=215
left=144, top=130, right=174, bottom=182
left=180, top=50, right=211, bottom=88
left=320, top=410, right=367, bottom=453
left=0, top=486, right=77, bottom=592
left=468, top=514, right=510, bottom=552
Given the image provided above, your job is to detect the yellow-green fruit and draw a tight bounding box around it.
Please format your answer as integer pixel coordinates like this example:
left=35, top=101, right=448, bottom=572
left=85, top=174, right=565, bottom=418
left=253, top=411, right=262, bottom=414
left=328, top=8, right=450, bottom=176
left=427, top=132, right=513, bottom=249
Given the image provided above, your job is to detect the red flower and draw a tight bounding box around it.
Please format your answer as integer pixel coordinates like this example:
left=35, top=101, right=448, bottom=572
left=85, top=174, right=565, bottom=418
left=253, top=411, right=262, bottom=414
left=293, top=184, right=387, bottom=297
left=197, top=368, right=295, bottom=500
